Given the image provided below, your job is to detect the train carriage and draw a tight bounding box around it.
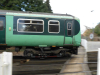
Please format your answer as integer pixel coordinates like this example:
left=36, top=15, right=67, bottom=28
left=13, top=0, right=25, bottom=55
left=0, top=10, right=81, bottom=57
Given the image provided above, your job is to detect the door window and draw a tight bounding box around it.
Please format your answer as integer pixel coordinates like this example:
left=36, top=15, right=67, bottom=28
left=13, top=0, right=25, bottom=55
left=67, top=22, right=72, bottom=35
left=0, top=20, right=3, bottom=30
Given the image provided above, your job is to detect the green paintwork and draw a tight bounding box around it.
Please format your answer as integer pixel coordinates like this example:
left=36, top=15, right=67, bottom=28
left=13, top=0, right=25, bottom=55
left=73, top=19, right=81, bottom=46
left=0, top=16, right=5, bottom=44
left=6, top=12, right=73, bottom=19
left=72, top=31, right=81, bottom=46
left=5, top=13, right=81, bottom=47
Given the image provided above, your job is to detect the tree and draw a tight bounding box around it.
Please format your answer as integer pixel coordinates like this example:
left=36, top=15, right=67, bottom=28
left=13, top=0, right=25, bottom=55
left=22, top=0, right=47, bottom=12
left=0, top=0, right=22, bottom=11
left=0, top=0, right=52, bottom=13
left=94, top=23, right=100, bottom=36
left=45, top=0, right=52, bottom=13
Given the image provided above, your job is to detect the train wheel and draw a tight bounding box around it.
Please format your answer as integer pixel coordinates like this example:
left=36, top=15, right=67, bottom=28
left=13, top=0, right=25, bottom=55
left=15, top=47, right=20, bottom=52
left=75, top=48, right=78, bottom=55
left=23, top=50, right=34, bottom=57
left=72, top=48, right=78, bottom=55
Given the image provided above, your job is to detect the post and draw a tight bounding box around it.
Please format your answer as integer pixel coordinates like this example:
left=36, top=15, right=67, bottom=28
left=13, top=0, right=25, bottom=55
left=0, top=52, right=12, bottom=75
left=97, top=48, right=100, bottom=75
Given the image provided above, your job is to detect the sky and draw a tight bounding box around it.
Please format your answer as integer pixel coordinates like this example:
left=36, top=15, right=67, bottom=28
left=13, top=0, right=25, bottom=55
left=50, top=0, right=100, bottom=34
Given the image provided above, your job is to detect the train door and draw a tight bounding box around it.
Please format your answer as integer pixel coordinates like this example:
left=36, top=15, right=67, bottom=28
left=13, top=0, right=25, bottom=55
left=0, top=16, right=5, bottom=44
left=64, top=20, right=73, bottom=45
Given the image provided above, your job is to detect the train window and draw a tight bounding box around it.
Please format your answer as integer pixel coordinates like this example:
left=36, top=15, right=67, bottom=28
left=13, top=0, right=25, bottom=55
left=17, top=19, right=44, bottom=33
left=49, top=21, right=59, bottom=24
left=18, top=24, right=43, bottom=32
left=32, top=20, right=43, bottom=24
left=19, top=20, right=30, bottom=23
left=0, top=20, right=3, bottom=31
left=48, top=20, right=60, bottom=33
left=49, top=25, right=59, bottom=32
left=67, top=22, right=72, bottom=30
left=67, top=22, right=72, bottom=35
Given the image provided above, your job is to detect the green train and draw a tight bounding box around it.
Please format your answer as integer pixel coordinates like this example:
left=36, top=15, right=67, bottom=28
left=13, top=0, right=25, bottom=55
left=0, top=10, right=81, bottom=57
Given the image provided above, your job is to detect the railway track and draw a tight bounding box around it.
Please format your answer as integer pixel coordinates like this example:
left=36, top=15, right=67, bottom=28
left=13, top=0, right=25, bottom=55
left=12, top=47, right=95, bottom=75
left=87, top=51, right=97, bottom=75
left=13, top=55, right=71, bottom=75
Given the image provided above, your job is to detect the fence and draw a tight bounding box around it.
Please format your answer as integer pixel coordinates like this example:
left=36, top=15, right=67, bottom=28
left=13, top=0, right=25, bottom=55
left=97, top=48, right=100, bottom=75
left=81, top=39, right=87, bottom=50
left=81, top=36, right=100, bottom=41
left=0, top=52, right=12, bottom=75
left=81, top=39, right=100, bottom=52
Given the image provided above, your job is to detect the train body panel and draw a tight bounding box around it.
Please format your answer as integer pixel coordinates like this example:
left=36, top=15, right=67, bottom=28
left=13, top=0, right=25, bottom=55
left=5, top=15, right=74, bottom=47
left=73, top=31, right=81, bottom=46
left=6, top=35, right=64, bottom=46
left=1, top=13, right=81, bottom=47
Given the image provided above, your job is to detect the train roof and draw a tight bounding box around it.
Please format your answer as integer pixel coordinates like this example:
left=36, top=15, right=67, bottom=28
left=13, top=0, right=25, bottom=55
left=0, top=10, right=79, bottom=20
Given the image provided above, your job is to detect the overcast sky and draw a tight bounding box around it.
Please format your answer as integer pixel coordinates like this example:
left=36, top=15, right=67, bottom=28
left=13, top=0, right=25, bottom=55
left=50, top=0, right=100, bottom=34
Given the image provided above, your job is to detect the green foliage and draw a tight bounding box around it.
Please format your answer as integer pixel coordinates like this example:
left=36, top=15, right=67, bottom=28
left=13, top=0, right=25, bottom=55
left=84, top=29, right=93, bottom=36
left=94, top=23, right=100, bottom=36
left=0, top=0, right=52, bottom=13
left=0, top=0, right=22, bottom=10
left=45, top=0, right=52, bottom=13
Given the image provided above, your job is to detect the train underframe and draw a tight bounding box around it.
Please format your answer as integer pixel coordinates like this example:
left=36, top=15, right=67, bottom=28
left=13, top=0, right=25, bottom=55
left=0, top=46, right=78, bottom=57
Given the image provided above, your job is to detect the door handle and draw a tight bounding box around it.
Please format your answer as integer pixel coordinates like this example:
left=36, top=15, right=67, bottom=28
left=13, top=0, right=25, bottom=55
left=9, top=27, right=11, bottom=31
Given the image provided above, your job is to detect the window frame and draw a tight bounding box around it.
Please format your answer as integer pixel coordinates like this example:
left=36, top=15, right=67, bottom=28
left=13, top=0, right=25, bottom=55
left=17, top=18, right=44, bottom=33
left=48, top=20, right=60, bottom=33
left=67, top=22, right=72, bottom=36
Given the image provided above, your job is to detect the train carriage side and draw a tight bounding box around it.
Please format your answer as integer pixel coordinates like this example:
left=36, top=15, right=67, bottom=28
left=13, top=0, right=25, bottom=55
left=0, top=12, right=81, bottom=56
left=5, top=13, right=75, bottom=47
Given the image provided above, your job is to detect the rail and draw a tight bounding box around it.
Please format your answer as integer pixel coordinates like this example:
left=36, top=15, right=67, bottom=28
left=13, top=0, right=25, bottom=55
left=97, top=48, right=100, bottom=75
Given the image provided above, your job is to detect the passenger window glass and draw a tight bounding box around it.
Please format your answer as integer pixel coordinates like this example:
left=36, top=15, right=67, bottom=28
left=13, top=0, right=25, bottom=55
left=18, top=19, right=44, bottom=32
left=49, top=25, right=59, bottom=32
left=49, top=21, right=59, bottom=24
left=0, top=20, right=3, bottom=30
left=32, top=21, right=43, bottom=24
left=68, top=30, right=71, bottom=35
left=48, top=20, right=60, bottom=33
left=19, top=20, right=30, bottom=23
left=18, top=24, right=43, bottom=32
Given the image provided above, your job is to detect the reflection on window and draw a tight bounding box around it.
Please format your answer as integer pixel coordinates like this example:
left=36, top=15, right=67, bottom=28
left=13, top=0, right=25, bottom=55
left=18, top=24, right=43, bottom=32
left=68, top=23, right=71, bottom=29
left=48, top=20, right=60, bottom=33
left=0, top=20, right=3, bottom=30
left=17, top=19, right=44, bottom=33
